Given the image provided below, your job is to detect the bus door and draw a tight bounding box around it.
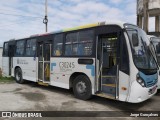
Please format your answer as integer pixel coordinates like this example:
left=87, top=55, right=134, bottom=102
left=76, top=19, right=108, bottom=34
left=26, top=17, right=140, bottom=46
left=3, top=42, right=15, bottom=76
left=8, top=41, right=15, bottom=76
left=8, top=45, right=14, bottom=75
left=38, top=41, right=51, bottom=83
left=96, top=33, right=119, bottom=99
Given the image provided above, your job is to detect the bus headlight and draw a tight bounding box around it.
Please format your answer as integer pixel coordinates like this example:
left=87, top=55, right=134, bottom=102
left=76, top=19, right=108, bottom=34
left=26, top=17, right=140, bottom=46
left=136, top=74, right=146, bottom=87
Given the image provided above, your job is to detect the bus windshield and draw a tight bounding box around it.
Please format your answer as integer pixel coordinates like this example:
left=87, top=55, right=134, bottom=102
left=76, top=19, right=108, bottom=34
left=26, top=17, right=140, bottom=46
left=124, top=24, right=158, bottom=74
left=150, top=37, right=160, bottom=66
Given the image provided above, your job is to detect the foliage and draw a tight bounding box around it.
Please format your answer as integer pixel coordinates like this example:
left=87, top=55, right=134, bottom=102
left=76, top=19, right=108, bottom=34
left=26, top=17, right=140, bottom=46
left=0, top=76, right=14, bottom=83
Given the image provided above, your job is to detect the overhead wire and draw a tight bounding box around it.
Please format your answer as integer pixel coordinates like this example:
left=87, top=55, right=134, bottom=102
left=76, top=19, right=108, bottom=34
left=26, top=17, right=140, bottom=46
left=0, top=8, right=47, bottom=31
left=0, top=22, right=29, bottom=28
left=0, top=8, right=24, bottom=13
left=0, top=19, right=45, bottom=30
left=0, top=20, right=44, bottom=30
left=0, top=12, right=43, bottom=19
left=0, top=10, right=43, bottom=28
left=0, top=18, right=42, bottom=28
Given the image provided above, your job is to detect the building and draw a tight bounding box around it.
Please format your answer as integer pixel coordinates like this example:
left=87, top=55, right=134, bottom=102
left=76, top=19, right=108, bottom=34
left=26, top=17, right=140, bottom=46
left=137, top=0, right=160, bottom=36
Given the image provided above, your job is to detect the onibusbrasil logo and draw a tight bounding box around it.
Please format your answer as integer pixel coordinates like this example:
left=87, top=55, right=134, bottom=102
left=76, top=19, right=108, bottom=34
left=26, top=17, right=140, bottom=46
left=2, top=112, right=42, bottom=118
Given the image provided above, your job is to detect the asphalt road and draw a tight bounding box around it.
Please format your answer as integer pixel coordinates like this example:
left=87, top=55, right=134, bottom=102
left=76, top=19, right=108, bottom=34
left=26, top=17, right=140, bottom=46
left=0, top=82, right=159, bottom=120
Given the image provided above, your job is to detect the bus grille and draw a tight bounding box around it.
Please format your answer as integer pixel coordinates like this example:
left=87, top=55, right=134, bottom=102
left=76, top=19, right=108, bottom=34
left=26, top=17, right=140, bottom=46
left=146, top=79, right=157, bottom=88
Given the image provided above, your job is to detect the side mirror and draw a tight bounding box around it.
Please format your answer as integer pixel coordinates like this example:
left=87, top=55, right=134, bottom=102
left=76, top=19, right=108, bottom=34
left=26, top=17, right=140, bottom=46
left=132, top=33, right=139, bottom=47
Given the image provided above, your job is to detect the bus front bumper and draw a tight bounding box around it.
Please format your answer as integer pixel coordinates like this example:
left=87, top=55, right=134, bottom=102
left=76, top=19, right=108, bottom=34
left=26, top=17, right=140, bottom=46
left=128, top=81, right=157, bottom=103
left=157, top=79, right=160, bottom=89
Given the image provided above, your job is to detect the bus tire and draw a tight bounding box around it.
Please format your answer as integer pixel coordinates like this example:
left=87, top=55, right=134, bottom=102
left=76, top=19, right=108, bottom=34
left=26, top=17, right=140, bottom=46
left=15, top=68, right=25, bottom=84
left=73, top=75, right=92, bottom=100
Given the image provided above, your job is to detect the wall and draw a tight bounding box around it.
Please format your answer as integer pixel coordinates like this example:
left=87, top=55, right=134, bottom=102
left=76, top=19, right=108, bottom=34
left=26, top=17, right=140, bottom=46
left=137, top=0, right=160, bottom=14
left=149, top=0, right=160, bottom=10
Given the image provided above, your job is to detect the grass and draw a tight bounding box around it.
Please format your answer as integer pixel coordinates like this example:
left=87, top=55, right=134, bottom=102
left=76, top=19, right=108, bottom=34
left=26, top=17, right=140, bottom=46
left=0, top=76, right=15, bottom=83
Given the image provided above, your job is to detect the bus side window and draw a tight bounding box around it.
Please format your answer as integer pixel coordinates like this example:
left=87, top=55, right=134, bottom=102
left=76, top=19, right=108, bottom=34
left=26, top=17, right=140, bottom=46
left=77, top=44, right=84, bottom=55
left=53, top=34, right=63, bottom=56
left=79, top=30, right=94, bottom=56
left=26, top=39, right=36, bottom=56
left=65, top=32, right=77, bottom=56
left=120, top=34, right=129, bottom=75
left=15, top=40, right=25, bottom=56
left=156, top=43, right=160, bottom=54
left=65, top=30, right=94, bottom=56
left=65, top=45, right=72, bottom=55
left=3, top=42, right=8, bottom=57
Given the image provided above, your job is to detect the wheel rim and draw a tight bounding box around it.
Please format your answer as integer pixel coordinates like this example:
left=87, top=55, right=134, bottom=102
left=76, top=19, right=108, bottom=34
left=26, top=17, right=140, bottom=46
left=76, top=81, right=87, bottom=94
left=16, top=71, right=21, bottom=81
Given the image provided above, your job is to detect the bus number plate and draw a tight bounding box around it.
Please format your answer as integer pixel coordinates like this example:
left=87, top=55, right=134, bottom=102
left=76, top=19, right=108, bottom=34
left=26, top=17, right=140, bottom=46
left=149, top=86, right=157, bottom=95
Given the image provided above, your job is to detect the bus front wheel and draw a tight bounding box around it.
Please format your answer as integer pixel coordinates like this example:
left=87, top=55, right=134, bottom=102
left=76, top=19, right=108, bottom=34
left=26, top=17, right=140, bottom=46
left=15, top=68, right=24, bottom=84
left=73, top=75, right=92, bottom=100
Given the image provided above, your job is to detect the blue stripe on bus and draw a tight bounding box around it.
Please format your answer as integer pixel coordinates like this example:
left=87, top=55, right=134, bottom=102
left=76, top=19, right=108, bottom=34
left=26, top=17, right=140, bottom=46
left=139, top=72, right=158, bottom=87
left=86, top=65, right=95, bottom=76
left=51, top=63, right=56, bottom=71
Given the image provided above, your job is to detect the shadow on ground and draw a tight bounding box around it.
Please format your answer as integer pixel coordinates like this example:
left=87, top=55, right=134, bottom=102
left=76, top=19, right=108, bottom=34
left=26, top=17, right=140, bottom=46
left=24, top=81, right=159, bottom=111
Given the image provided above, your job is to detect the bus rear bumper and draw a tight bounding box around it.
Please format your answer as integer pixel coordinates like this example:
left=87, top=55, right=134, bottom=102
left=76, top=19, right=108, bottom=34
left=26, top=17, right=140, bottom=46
left=127, top=81, right=157, bottom=103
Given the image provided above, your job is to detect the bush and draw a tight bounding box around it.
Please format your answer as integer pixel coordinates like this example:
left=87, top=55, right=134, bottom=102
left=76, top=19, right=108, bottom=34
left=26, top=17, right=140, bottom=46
left=0, top=76, right=14, bottom=83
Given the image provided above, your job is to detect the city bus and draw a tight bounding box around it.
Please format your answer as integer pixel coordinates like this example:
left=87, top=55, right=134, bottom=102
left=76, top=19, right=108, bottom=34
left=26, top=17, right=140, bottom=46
left=148, top=35, right=160, bottom=89
left=2, top=21, right=158, bottom=103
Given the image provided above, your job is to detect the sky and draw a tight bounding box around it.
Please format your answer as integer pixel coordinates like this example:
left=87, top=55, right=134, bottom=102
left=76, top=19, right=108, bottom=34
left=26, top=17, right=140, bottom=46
left=0, top=0, right=155, bottom=47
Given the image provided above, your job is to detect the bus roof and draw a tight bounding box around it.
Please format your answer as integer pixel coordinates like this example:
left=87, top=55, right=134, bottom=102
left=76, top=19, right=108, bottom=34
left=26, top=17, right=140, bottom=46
left=50, top=21, right=125, bottom=34
left=8, top=21, right=127, bottom=41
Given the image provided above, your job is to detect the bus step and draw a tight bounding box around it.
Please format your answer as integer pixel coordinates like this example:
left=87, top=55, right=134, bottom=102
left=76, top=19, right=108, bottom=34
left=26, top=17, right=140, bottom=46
left=102, top=84, right=116, bottom=87
left=102, top=76, right=116, bottom=78
left=38, top=81, right=49, bottom=86
left=102, top=84, right=116, bottom=95
left=38, top=79, right=43, bottom=82
left=96, top=92, right=115, bottom=99
left=102, top=77, right=116, bottom=84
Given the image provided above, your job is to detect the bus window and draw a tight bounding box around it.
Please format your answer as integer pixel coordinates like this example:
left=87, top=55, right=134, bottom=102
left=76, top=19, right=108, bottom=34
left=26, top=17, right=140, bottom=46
left=78, top=30, right=94, bottom=55
left=65, top=32, right=77, bottom=55
left=120, top=34, right=129, bottom=75
left=3, top=42, right=8, bottom=56
left=156, top=43, right=160, bottom=54
left=16, top=40, right=25, bottom=56
left=26, top=39, right=36, bottom=56
left=53, top=34, right=63, bottom=56
left=65, top=30, right=94, bottom=56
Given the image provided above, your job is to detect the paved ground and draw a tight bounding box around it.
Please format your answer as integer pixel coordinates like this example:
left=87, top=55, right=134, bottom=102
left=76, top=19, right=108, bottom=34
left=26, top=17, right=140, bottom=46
left=0, top=82, right=159, bottom=120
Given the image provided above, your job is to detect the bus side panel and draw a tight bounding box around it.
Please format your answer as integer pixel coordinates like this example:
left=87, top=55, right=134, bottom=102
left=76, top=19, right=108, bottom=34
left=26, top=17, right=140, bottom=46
left=50, top=58, right=95, bottom=94
left=2, top=57, right=9, bottom=76
left=118, top=71, right=129, bottom=101
left=13, top=57, right=37, bottom=82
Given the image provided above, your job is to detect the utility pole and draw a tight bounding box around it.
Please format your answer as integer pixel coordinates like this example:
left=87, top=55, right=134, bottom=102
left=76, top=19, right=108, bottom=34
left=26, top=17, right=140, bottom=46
left=43, top=0, right=48, bottom=32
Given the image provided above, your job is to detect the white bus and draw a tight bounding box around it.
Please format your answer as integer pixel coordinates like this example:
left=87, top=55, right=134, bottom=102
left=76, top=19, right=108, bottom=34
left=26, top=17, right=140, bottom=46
left=2, top=21, right=158, bottom=103
left=148, top=35, right=160, bottom=89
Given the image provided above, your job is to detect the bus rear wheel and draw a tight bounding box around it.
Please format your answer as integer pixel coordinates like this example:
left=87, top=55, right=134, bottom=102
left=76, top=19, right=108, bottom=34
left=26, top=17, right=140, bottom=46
left=15, top=68, right=24, bottom=84
left=73, top=75, right=92, bottom=100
